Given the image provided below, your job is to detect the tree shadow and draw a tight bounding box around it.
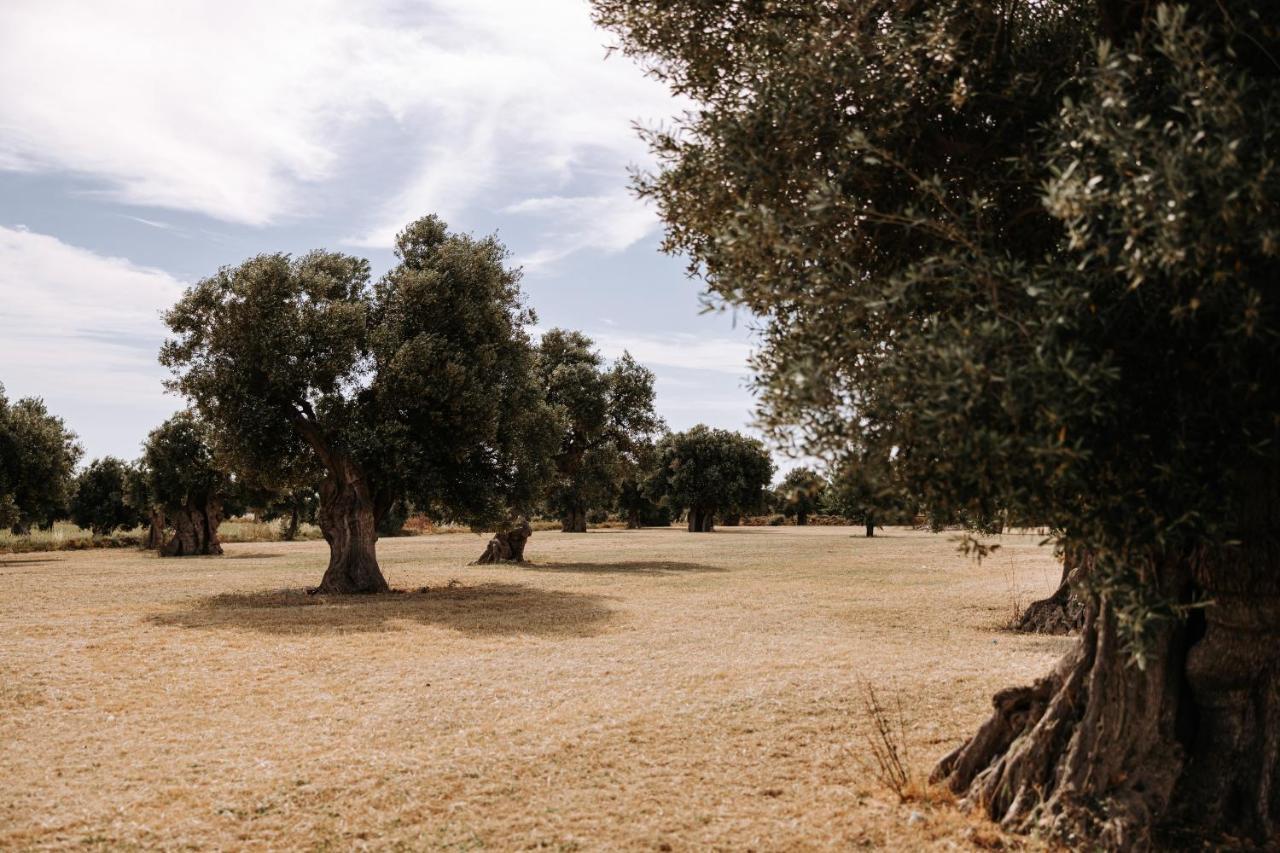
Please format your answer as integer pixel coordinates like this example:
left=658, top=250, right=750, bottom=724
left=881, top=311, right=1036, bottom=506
left=148, top=583, right=615, bottom=637
left=526, top=560, right=727, bottom=575
left=222, top=552, right=284, bottom=560
left=0, top=556, right=64, bottom=566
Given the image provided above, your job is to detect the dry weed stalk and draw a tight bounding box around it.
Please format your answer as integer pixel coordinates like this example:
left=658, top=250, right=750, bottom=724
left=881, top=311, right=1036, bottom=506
left=859, top=682, right=913, bottom=802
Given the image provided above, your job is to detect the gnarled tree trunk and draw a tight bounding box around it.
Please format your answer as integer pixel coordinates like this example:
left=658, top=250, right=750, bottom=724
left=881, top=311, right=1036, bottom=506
left=313, top=456, right=388, bottom=594
left=283, top=505, right=300, bottom=542
left=933, top=545, right=1280, bottom=849
left=474, top=519, right=533, bottom=564
left=561, top=507, right=587, bottom=533
left=1017, top=552, right=1086, bottom=635
left=865, top=513, right=876, bottom=537
left=161, top=496, right=223, bottom=556
left=687, top=507, right=715, bottom=532
left=146, top=508, right=165, bottom=550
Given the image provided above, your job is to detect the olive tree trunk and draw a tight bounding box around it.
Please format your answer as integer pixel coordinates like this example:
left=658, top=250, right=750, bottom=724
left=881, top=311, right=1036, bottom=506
left=145, top=508, right=165, bottom=550
left=626, top=508, right=642, bottom=529
left=561, top=507, right=588, bottom=533
left=312, top=456, right=388, bottom=594
left=932, top=546, right=1280, bottom=848
left=160, top=496, right=223, bottom=556
left=1017, top=553, right=1086, bottom=635
left=282, top=505, right=300, bottom=542
left=474, top=519, right=533, bottom=564
left=687, top=507, right=715, bottom=532
left=865, top=513, right=876, bottom=538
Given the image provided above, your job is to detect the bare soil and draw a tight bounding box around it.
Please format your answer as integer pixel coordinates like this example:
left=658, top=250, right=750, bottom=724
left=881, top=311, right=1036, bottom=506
left=0, top=526, right=1067, bottom=850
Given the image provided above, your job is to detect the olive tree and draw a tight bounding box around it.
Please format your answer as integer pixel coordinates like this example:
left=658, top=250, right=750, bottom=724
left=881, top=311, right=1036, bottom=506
left=647, top=425, right=773, bottom=532
left=70, top=457, right=144, bottom=536
left=596, top=0, right=1280, bottom=845
left=0, top=387, right=82, bottom=534
left=142, top=412, right=230, bottom=556
left=775, top=467, right=824, bottom=527
left=162, top=216, right=557, bottom=592
left=538, top=330, right=662, bottom=532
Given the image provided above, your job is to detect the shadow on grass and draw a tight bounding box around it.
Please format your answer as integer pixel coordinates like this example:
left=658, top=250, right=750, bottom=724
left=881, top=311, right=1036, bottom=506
left=147, top=583, right=615, bottom=637
left=0, top=556, right=65, bottom=566
left=527, top=560, right=727, bottom=575
left=221, top=552, right=284, bottom=560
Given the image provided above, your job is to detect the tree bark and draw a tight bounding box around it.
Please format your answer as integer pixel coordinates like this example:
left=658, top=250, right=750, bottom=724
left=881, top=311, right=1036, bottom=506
left=796, top=510, right=808, bottom=526
left=561, top=507, right=588, bottom=533
left=1017, top=554, right=1086, bottom=635
left=283, top=505, right=300, bottom=542
left=146, top=508, right=165, bottom=550
left=933, top=545, right=1280, bottom=848
left=687, top=508, right=715, bottom=532
left=865, top=513, right=876, bottom=537
left=626, top=508, right=642, bottom=529
left=474, top=519, right=533, bottom=564
left=160, top=496, right=223, bottom=556
left=312, top=456, right=388, bottom=594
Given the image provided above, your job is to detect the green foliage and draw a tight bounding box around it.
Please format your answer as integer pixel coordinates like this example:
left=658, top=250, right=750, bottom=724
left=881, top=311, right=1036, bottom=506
left=539, top=330, right=662, bottom=523
left=161, top=215, right=559, bottom=531
left=70, top=457, right=144, bottom=536
left=0, top=385, right=83, bottom=532
left=776, top=467, right=825, bottom=523
left=647, top=425, right=773, bottom=519
left=596, top=1, right=1280, bottom=653
left=142, top=412, right=229, bottom=513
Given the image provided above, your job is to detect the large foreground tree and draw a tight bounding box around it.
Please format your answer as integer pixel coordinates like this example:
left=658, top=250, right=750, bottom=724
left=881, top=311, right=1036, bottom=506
left=596, top=0, right=1280, bottom=846
left=162, top=216, right=556, bottom=592
left=647, top=426, right=773, bottom=532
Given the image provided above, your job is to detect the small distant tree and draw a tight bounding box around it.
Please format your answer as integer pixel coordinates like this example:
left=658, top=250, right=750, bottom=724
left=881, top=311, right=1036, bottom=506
left=776, top=467, right=825, bottom=527
left=162, top=216, right=558, bottom=591
left=539, top=330, right=662, bottom=532
left=648, top=425, right=773, bottom=532
left=0, top=387, right=82, bottom=534
left=143, top=412, right=230, bottom=556
left=616, top=437, right=669, bottom=528
left=70, top=457, right=144, bottom=536
left=823, top=456, right=904, bottom=539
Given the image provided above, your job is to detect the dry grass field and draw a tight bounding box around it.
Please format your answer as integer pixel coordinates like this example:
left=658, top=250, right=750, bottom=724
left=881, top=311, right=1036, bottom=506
left=0, top=526, right=1070, bottom=851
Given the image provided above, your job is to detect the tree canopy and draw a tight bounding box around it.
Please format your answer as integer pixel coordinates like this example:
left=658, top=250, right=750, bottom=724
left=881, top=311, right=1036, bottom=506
left=647, top=425, right=773, bottom=532
left=142, top=412, right=230, bottom=556
left=161, top=215, right=558, bottom=591
left=538, top=329, right=662, bottom=532
left=775, top=467, right=824, bottom=526
left=595, top=0, right=1280, bottom=844
left=70, top=457, right=143, bottom=537
left=0, top=386, right=82, bottom=533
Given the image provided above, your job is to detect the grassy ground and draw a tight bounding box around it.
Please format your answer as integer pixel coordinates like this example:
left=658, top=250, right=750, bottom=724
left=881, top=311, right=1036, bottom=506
left=0, top=526, right=1068, bottom=851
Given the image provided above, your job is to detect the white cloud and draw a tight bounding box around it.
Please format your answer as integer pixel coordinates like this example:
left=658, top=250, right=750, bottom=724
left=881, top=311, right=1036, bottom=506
left=0, top=227, right=185, bottom=455
left=0, top=0, right=679, bottom=263
left=504, top=192, right=659, bottom=272
left=590, top=330, right=754, bottom=376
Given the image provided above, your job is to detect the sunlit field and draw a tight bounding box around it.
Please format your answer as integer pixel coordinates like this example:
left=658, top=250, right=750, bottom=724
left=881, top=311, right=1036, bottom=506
left=0, top=526, right=1067, bottom=850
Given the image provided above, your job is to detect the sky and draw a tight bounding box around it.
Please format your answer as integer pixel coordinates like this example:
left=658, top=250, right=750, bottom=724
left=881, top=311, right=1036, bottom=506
left=0, top=0, right=773, bottom=470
